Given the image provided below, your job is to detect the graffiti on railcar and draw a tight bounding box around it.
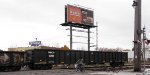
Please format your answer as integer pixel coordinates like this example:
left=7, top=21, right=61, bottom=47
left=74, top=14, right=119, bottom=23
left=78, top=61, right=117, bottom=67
left=0, top=53, right=10, bottom=64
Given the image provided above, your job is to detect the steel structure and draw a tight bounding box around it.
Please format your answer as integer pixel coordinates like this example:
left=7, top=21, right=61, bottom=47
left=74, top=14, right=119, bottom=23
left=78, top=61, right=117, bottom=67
left=61, top=22, right=96, bottom=51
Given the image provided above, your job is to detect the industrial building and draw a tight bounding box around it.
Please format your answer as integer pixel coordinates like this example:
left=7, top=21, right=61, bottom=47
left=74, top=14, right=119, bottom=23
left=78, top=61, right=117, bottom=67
left=8, top=45, right=69, bottom=51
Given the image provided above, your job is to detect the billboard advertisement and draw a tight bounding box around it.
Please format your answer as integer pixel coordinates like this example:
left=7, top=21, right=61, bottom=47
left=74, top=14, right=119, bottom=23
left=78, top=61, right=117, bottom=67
left=66, top=5, right=94, bottom=26
left=81, top=9, right=94, bottom=25
left=67, top=5, right=82, bottom=24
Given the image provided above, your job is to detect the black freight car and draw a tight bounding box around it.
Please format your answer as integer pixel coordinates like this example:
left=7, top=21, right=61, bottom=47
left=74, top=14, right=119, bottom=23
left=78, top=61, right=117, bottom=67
left=0, top=51, right=24, bottom=71
left=26, top=49, right=128, bottom=70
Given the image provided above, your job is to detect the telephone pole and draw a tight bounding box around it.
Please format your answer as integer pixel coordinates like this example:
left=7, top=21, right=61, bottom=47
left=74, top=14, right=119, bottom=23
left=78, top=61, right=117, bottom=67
left=133, top=0, right=142, bottom=71
left=142, top=27, right=146, bottom=71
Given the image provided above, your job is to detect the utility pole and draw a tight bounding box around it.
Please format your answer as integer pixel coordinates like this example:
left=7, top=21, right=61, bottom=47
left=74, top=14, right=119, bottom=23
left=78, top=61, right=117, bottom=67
left=142, top=27, right=146, bottom=71
left=133, top=0, right=142, bottom=71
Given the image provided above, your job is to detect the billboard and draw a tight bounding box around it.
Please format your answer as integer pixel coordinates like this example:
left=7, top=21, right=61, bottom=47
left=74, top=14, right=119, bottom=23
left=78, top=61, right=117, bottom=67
left=67, top=5, right=82, bottom=24
left=81, top=9, right=94, bottom=25
left=66, top=5, right=94, bottom=26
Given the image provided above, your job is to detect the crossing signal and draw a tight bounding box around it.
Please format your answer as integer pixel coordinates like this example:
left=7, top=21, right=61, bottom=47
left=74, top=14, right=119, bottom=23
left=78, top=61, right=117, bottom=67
left=145, top=40, right=150, bottom=45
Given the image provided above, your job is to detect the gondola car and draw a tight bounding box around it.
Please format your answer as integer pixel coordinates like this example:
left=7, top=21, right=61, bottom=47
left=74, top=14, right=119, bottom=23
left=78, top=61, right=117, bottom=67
left=0, top=51, right=24, bottom=71
left=26, top=49, right=128, bottom=70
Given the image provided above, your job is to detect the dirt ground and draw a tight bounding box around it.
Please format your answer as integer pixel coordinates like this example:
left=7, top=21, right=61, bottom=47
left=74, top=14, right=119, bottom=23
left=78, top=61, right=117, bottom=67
left=0, top=69, right=92, bottom=75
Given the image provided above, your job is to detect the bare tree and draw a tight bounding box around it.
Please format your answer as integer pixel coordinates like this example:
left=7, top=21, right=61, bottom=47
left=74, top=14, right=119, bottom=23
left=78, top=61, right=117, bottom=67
left=97, top=47, right=123, bottom=52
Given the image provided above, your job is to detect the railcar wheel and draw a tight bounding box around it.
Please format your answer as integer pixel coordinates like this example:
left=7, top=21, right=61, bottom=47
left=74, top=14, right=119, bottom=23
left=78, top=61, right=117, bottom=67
left=16, top=66, right=21, bottom=71
left=48, top=65, right=52, bottom=69
left=29, top=66, right=35, bottom=70
left=45, top=65, right=49, bottom=70
left=0, top=67, right=5, bottom=72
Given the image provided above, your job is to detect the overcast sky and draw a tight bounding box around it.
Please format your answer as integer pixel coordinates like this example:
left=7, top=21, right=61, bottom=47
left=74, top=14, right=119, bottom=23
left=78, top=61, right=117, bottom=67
left=0, top=0, right=150, bottom=50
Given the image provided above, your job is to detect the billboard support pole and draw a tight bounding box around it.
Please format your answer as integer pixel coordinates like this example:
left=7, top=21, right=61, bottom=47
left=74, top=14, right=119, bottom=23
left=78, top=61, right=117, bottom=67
left=88, top=28, right=90, bottom=51
left=70, top=25, right=73, bottom=50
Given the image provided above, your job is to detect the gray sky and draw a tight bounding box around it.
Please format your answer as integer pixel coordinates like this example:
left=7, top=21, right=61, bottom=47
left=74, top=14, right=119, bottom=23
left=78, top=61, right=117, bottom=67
left=0, top=0, right=150, bottom=50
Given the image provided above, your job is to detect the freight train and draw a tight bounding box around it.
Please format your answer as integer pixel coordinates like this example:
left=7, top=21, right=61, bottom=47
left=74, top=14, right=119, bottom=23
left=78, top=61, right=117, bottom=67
left=0, top=49, right=128, bottom=71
